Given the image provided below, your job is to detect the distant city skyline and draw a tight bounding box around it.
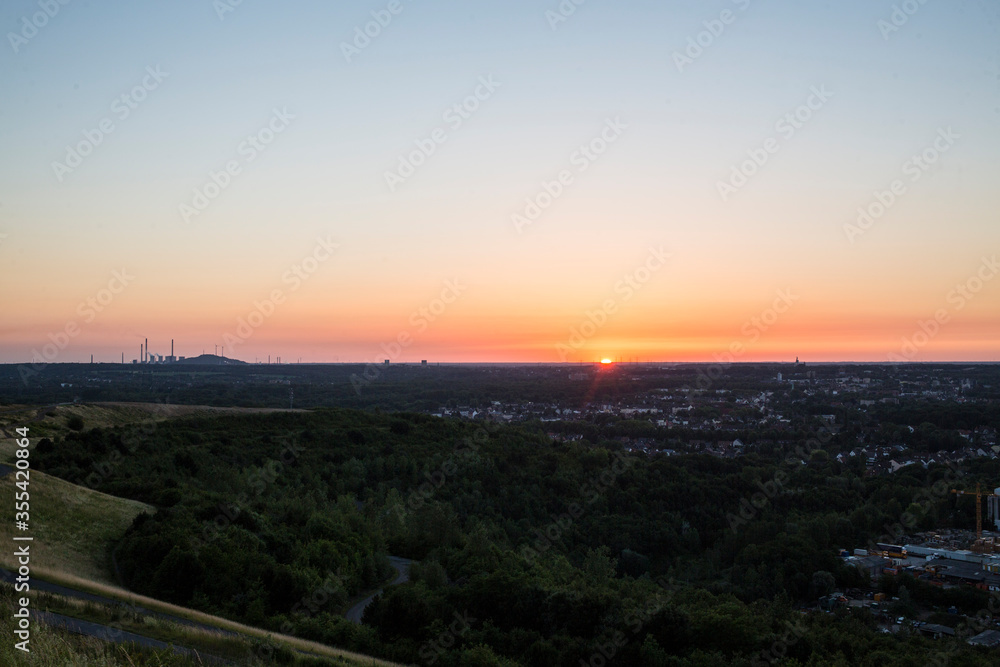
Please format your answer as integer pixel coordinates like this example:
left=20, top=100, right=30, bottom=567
left=1, top=0, right=998, bottom=364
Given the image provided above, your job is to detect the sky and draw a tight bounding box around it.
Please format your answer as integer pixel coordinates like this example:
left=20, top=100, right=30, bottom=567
left=1, top=0, right=998, bottom=364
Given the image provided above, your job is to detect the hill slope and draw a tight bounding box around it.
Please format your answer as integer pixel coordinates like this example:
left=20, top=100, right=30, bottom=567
left=0, top=469, right=153, bottom=584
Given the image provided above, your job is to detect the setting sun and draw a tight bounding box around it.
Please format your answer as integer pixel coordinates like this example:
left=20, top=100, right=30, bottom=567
left=600, top=358, right=613, bottom=364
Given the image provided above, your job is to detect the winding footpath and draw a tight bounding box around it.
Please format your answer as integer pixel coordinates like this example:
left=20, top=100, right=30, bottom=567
left=345, top=556, right=412, bottom=624
left=34, top=610, right=229, bottom=665
left=0, top=568, right=235, bottom=636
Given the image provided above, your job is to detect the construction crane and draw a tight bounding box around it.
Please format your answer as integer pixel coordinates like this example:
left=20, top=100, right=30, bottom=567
left=951, top=483, right=999, bottom=541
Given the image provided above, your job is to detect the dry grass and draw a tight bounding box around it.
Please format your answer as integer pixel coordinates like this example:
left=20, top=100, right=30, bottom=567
left=0, top=470, right=153, bottom=584
left=16, top=568, right=405, bottom=667
left=0, top=401, right=308, bottom=448
left=0, top=403, right=399, bottom=666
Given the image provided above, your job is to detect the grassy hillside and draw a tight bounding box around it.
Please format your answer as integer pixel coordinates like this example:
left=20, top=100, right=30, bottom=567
left=0, top=570, right=405, bottom=667
left=0, top=403, right=400, bottom=667
left=0, top=584, right=396, bottom=666
left=0, top=469, right=153, bottom=584
left=0, top=401, right=305, bottom=445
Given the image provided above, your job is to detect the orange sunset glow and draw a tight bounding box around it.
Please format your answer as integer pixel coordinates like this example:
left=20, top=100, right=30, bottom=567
left=1, top=2, right=997, bottom=365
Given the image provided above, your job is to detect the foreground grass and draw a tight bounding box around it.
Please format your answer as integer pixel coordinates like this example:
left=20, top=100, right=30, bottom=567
left=8, top=568, right=405, bottom=667
left=0, top=470, right=153, bottom=584
left=1, top=583, right=401, bottom=666
left=27, top=588, right=376, bottom=666
left=33, top=589, right=263, bottom=663
left=1, top=585, right=229, bottom=666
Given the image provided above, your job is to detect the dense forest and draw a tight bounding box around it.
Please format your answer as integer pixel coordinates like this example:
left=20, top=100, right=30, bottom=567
left=7, top=362, right=1000, bottom=415
left=34, top=408, right=1000, bottom=666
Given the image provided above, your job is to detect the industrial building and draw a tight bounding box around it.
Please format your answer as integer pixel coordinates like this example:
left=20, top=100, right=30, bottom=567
left=968, top=629, right=1000, bottom=648
left=898, top=544, right=1000, bottom=592
left=133, top=339, right=185, bottom=364
left=842, top=538, right=1000, bottom=592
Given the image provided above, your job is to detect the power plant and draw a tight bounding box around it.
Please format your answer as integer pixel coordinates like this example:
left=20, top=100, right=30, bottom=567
left=133, top=337, right=186, bottom=364
left=130, top=338, right=267, bottom=364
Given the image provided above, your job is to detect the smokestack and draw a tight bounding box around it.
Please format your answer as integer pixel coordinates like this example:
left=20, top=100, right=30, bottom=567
left=145, top=338, right=148, bottom=363
left=171, top=339, right=174, bottom=361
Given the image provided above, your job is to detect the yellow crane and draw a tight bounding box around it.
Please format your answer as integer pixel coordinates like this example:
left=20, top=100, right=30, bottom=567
left=951, top=483, right=999, bottom=541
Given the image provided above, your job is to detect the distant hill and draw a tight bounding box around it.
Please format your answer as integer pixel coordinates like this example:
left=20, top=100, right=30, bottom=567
left=173, top=354, right=246, bottom=366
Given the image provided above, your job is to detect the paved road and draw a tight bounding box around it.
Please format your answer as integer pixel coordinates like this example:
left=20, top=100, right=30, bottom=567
left=0, top=569, right=235, bottom=637
left=345, top=556, right=412, bottom=624
left=3, top=572, right=383, bottom=665
left=34, top=610, right=230, bottom=664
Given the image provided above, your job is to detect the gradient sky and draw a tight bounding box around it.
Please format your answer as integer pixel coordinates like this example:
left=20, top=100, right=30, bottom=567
left=1, top=0, right=998, bottom=364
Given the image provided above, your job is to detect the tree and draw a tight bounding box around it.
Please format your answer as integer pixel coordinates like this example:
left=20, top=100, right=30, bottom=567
left=810, top=570, right=836, bottom=599
left=583, top=546, right=617, bottom=582
left=893, top=584, right=916, bottom=618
